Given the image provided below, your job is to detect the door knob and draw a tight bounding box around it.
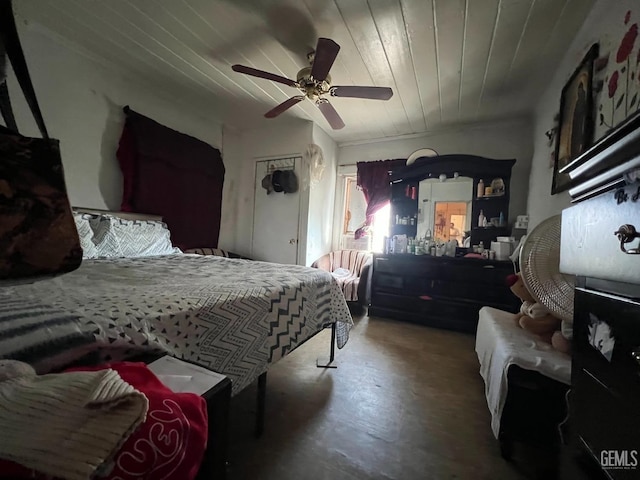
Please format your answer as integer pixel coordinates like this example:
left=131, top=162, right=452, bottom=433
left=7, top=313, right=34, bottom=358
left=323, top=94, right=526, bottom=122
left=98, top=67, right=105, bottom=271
left=289, top=238, right=297, bottom=244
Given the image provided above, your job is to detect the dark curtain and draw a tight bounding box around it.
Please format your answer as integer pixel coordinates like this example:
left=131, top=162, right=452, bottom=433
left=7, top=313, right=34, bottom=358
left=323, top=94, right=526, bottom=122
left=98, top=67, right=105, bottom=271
left=116, top=107, right=225, bottom=250
left=355, top=158, right=405, bottom=238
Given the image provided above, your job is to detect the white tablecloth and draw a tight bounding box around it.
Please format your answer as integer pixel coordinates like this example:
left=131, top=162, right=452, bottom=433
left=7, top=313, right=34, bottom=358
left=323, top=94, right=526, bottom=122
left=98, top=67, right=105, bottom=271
left=475, top=306, right=571, bottom=438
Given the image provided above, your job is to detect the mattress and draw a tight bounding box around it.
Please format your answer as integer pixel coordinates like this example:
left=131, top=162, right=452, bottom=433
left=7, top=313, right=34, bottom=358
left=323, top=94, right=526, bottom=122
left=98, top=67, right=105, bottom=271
left=475, top=306, right=571, bottom=438
left=0, top=254, right=353, bottom=395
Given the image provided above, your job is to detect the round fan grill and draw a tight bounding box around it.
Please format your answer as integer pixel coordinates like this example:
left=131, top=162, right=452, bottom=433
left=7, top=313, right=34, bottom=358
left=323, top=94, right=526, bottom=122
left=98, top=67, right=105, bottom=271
left=519, top=215, right=574, bottom=322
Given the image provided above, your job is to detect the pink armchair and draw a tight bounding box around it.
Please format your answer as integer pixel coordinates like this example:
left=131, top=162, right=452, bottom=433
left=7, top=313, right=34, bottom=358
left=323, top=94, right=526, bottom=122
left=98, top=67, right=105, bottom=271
left=311, top=250, right=372, bottom=305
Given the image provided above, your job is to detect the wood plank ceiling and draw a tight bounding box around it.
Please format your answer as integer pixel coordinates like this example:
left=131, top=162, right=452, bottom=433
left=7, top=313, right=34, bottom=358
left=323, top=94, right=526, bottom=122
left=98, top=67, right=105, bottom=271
left=16, top=0, right=596, bottom=144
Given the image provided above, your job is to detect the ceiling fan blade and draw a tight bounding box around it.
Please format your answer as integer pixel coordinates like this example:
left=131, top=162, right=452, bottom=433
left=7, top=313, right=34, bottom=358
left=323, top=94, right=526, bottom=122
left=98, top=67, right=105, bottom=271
left=232, top=64, right=298, bottom=88
left=265, top=96, right=305, bottom=118
left=330, top=86, right=394, bottom=100
left=316, top=99, right=345, bottom=130
left=310, top=38, right=340, bottom=82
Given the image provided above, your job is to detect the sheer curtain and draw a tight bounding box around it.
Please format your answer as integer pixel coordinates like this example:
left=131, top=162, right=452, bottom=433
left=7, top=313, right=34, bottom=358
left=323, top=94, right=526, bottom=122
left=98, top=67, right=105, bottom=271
left=355, top=159, right=405, bottom=239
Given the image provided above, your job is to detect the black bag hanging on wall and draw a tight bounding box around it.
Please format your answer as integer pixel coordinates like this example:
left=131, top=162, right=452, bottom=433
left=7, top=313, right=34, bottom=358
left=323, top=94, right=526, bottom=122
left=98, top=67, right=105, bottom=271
left=0, top=0, right=81, bottom=279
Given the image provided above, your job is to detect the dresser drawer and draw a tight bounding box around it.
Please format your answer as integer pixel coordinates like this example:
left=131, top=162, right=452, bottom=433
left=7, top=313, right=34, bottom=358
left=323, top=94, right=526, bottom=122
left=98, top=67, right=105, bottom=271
left=573, top=287, right=640, bottom=400
left=373, top=272, right=431, bottom=296
left=433, top=281, right=512, bottom=306
left=374, top=256, right=438, bottom=276
left=373, top=272, right=404, bottom=290
left=429, top=297, right=479, bottom=323
left=371, top=292, right=431, bottom=314
left=438, top=261, right=512, bottom=286
left=373, top=256, right=400, bottom=274
left=561, top=184, right=640, bottom=284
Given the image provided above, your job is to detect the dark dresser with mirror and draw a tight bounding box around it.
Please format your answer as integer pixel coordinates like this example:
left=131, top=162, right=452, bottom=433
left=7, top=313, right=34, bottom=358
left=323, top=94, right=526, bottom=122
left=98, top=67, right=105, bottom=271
left=370, top=155, right=521, bottom=332
left=560, top=112, right=640, bottom=479
left=389, top=155, right=516, bottom=247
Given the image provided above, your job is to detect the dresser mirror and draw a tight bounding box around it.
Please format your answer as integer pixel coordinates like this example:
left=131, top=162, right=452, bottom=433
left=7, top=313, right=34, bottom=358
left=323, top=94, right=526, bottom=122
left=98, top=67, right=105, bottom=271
left=417, top=177, right=473, bottom=243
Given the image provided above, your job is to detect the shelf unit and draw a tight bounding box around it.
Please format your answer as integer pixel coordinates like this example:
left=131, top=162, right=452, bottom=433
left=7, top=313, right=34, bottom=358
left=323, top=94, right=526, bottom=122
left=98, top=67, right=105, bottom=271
left=390, top=181, right=418, bottom=238
left=472, top=180, right=510, bottom=246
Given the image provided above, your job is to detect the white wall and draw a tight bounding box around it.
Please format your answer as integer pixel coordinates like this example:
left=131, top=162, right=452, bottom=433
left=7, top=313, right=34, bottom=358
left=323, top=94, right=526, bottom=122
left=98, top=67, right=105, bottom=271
left=338, top=119, right=533, bottom=226
left=527, top=0, right=637, bottom=228
left=227, top=120, right=313, bottom=259
left=306, top=124, right=338, bottom=265
left=218, top=128, right=242, bottom=251
left=3, top=21, right=336, bottom=260
left=3, top=23, right=223, bottom=211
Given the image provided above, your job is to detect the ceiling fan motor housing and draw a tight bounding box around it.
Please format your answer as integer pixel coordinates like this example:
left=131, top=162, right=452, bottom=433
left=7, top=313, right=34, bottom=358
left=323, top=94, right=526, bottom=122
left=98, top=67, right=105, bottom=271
left=296, top=66, right=331, bottom=99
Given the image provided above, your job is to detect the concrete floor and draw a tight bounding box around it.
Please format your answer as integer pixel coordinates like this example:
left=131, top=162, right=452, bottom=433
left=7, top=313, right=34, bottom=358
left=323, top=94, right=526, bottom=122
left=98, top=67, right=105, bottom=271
left=226, top=314, right=531, bottom=480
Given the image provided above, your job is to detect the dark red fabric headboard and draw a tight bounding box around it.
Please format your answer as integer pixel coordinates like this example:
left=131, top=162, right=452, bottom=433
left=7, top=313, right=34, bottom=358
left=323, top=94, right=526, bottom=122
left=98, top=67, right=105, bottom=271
left=116, top=107, right=225, bottom=250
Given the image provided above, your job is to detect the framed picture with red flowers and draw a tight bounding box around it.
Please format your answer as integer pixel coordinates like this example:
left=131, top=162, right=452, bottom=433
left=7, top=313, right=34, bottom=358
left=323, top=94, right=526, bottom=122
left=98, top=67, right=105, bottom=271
left=598, top=10, right=639, bottom=138
left=552, top=43, right=599, bottom=194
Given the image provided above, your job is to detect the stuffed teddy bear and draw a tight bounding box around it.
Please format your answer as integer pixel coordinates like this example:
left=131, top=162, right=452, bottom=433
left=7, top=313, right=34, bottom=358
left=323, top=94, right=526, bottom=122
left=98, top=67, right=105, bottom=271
left=506, top=272, right=562, bottom=344
left=551, top=321, right=572, bottom=354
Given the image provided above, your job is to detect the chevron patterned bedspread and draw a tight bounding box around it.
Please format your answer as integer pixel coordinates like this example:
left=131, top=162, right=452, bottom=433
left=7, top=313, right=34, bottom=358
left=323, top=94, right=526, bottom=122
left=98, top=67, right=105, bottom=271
left=0, top=254, right=353, bottom=395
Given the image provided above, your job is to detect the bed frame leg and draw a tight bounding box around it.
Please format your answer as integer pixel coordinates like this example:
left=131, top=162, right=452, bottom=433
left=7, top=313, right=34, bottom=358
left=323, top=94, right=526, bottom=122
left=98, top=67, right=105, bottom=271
left=255, top=371, right=267, bottom=438
left=499, top=432, right=513, bottom=461
left=316, top=322, right=338, bottom=369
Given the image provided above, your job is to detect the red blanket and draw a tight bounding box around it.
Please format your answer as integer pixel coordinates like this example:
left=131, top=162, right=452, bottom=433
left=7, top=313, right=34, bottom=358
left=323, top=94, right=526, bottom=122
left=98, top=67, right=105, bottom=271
left=0, top=362, right=208, bottom=480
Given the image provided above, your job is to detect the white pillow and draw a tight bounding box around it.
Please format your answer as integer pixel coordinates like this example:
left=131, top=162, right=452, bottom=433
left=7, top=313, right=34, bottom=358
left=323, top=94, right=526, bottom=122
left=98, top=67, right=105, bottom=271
left=89, top=215, right=182, bottom=258
left=72, top=213, right=100, bottom=259
left=87, top=215, right=122, bottom=257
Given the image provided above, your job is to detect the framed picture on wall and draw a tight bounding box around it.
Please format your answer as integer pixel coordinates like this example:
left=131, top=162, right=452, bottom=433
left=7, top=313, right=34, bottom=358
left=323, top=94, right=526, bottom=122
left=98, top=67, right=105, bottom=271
left=552, top=43, right=599, bottom=195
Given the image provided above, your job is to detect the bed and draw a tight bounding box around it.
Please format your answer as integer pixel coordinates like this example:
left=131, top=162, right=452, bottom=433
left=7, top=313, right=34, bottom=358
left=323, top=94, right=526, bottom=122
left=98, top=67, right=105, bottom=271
left=0, top=209, right=353, bottom=480
left=0, top=211, right=353, bottom=396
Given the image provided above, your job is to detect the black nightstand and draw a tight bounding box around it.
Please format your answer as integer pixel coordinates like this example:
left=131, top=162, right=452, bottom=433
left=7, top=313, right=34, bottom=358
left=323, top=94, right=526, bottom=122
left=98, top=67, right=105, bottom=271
left=148, top=356, right=232, bottom=480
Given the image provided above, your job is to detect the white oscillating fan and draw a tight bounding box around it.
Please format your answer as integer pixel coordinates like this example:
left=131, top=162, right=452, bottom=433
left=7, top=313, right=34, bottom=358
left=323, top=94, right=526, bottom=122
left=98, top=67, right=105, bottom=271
left=518, top=215, right=575, bottom=322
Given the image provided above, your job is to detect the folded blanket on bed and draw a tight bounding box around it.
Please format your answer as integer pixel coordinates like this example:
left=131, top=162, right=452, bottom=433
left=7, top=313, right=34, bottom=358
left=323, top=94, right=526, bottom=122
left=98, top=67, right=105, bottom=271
left=0, top=361, right=148, bottom=480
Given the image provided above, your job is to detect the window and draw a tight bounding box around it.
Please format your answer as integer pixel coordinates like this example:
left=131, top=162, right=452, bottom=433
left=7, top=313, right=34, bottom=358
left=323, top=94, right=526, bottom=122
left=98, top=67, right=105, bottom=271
left=371, top=203, right=390, bottom=252
left=343, top=177, right=366, bottom=234
left=340, top=176, right=390, bottom=252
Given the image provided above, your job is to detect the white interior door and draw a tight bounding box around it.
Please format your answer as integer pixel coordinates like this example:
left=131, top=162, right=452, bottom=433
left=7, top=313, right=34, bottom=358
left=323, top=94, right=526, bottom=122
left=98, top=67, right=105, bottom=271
left=251, top=157, right=301, bottom=264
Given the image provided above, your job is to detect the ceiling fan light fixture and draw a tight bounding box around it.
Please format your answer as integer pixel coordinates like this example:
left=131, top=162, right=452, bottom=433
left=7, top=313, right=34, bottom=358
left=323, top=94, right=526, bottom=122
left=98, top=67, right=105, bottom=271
left=296, top=67, right=331, bottom=99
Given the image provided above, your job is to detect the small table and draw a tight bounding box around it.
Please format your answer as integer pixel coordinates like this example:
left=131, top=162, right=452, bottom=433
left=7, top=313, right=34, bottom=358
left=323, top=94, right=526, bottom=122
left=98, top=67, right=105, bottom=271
left=148, top=355, right=231, bottom=480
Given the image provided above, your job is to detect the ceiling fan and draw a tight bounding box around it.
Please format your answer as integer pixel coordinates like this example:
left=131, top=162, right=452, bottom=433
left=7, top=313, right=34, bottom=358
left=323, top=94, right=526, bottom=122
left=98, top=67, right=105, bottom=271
left=232, top=38, right=393, bottom=130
